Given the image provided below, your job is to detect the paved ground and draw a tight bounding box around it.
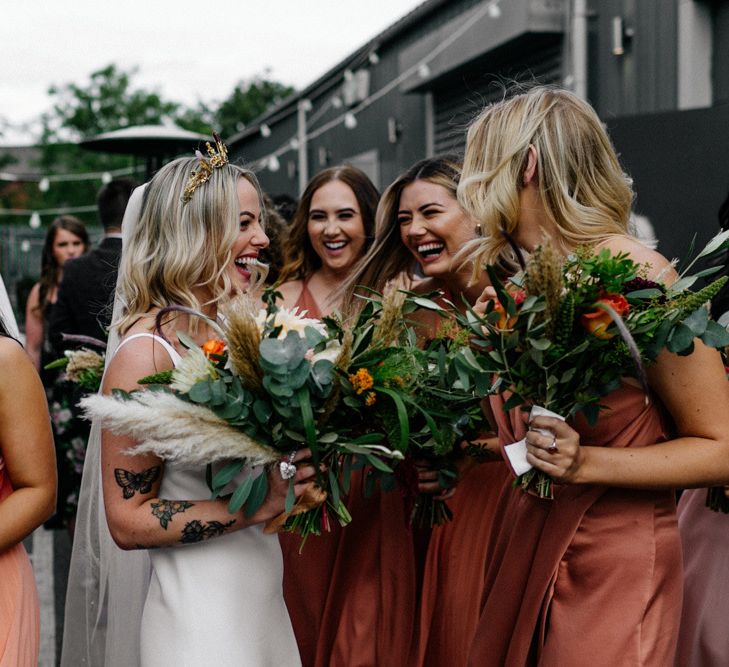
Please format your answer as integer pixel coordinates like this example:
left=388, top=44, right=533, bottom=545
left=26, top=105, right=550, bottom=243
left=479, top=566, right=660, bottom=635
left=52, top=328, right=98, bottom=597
left=27, top=527, right=72, bottom=667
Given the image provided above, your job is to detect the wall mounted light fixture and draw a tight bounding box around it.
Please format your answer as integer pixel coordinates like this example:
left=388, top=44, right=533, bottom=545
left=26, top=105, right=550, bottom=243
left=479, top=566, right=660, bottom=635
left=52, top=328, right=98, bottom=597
left=611, top=16, right=634, bottom=56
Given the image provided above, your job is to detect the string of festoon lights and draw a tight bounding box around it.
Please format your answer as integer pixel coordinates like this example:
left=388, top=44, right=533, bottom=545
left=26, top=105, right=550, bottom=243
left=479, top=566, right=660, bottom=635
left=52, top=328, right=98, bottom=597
left=248, top=0, right=502, bottom=175
left=0, top=165, right=143, bottom=228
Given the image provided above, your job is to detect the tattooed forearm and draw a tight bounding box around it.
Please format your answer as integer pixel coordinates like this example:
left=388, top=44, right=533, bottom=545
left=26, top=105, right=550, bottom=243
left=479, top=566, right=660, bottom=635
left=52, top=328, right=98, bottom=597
left=135, top=544, right=160, bottom=550
left=180, top=519, right=236, bottom=544
left=114, top=466, right=161, bottom=499
left=151, top=500, right=194, bottom=529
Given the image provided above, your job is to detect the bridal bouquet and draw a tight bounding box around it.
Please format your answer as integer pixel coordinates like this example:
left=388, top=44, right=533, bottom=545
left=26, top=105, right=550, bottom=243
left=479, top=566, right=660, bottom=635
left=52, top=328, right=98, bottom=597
left=459, top=232, right=729, bottom=498
left=83, top=292, right=408, bottom=539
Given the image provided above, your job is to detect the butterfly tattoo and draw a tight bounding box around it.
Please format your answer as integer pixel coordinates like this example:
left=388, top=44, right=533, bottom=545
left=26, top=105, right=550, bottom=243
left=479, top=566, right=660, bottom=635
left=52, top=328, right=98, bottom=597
left=114, top=466, right=161, bottom=499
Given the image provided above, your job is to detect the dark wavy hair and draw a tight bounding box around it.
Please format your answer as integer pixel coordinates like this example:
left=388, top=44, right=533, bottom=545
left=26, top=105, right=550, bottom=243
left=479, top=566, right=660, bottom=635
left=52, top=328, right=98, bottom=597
left=277, top=166, right=379, bottom=284
left=36, top=215, right=89, bottom=313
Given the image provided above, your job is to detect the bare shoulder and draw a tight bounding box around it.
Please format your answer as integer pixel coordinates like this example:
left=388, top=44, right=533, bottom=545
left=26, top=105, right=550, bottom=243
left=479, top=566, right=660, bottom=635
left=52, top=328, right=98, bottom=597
left=277, top=280, right=303, bottom=308
left=26, top=282, right=41, bottom=308
left=0, top=336, right=31, bottom=370
left=104, top=331, right=176, bottom=393
left=597, top=236, right=678, bottom=284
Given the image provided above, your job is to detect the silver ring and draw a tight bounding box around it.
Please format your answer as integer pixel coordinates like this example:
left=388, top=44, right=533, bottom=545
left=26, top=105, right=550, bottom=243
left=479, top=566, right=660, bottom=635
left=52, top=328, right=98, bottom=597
left=279, top=450, right=297, bottom=480
left=547, top=438, right=558, bottom=454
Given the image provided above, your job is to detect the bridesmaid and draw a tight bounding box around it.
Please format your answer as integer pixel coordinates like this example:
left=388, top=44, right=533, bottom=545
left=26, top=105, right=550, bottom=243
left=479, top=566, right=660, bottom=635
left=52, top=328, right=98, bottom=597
left=277, top=166, right=422, bottom=667
left=346, top=155, right=510, bottom=666
left=458, top=86, right=729, bottom=665
left=0, top=318, right=56, bottom=666
left=277, top=165, right=378, bottom=316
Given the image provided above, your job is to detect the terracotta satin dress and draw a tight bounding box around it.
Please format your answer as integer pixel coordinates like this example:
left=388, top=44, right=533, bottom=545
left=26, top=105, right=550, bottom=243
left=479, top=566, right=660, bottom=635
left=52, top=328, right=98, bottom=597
left=0, top=458, right=40, bottom=667
left=469, top=385, right=683, bottom=666
left=415, top=461, right=509, bottom=667
left=675, top=488, right=729, bottom=666
left=280, top=280, right=419, bottom=666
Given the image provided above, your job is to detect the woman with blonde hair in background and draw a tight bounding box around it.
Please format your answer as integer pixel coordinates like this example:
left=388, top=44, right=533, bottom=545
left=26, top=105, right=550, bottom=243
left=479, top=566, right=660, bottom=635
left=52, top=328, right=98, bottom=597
left=458, top=86, right=729, bottom=665
left=0, top=315, right=56, bottom=666
left=62, top=143, right=316, bottom=667
left=345, top=155, right=509, bottom=666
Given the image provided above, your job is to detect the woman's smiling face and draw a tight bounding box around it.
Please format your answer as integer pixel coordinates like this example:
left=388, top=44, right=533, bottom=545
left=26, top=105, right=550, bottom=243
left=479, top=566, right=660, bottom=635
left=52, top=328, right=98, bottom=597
left=398, top=179, right=473, bottom=278
left=229, top=177, right=269, bottom=291
left=307, top=179, right=367, bottom=274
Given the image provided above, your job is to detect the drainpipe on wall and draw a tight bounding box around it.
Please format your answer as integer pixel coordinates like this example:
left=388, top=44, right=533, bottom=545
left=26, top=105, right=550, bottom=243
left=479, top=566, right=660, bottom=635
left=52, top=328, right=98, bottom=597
left=572, top=0, right=588, bottom=100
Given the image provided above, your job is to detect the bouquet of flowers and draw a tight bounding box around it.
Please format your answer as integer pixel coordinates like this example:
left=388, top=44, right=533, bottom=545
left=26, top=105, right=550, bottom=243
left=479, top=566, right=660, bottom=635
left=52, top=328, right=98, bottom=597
left=83, top=291, right=409, bottom=540
left=325, top=288, right=488, bottom=527
left=458, top=232, right=729, bottom=498
left=45, top=347, right=106, bottom=392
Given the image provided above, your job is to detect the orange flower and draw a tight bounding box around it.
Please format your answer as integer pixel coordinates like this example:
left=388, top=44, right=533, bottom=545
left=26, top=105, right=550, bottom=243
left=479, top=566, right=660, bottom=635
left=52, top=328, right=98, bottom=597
left=581, top=293, right=629, bottom=340
left=365, top=391, right=377, bottom=407
left=202, top=339, right=226, bottom=358
left=491, top=287, right=526, bottom=331
left=349, top=368, right=374, bottom=394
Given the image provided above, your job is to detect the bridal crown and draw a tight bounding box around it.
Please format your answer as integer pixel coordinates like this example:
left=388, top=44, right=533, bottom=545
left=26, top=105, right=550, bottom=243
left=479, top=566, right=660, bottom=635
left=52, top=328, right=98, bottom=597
left=182, top=132, right=229, bottom=204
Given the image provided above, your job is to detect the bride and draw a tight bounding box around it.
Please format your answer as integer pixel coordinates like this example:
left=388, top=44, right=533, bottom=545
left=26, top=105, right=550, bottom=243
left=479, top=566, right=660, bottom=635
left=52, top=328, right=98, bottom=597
left=62, top=138, right=314, bottom=666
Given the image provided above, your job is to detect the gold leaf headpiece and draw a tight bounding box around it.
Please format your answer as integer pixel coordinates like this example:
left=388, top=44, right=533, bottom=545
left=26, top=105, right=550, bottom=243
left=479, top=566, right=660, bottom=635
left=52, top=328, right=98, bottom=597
left=182, top=132, right=230, bottom=204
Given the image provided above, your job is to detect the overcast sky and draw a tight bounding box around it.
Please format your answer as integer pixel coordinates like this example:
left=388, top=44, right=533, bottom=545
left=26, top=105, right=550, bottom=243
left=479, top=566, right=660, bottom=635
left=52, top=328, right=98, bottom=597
left=0, top=0, right=421, bottom=145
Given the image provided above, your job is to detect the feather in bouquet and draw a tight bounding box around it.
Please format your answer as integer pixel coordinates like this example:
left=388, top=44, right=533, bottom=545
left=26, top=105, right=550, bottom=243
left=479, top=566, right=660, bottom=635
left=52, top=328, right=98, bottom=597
left=327, top=284, right=490, bottom=527
left=458, top=231, right=729, bottom=498
left=82, top=292, right=405, bottom=541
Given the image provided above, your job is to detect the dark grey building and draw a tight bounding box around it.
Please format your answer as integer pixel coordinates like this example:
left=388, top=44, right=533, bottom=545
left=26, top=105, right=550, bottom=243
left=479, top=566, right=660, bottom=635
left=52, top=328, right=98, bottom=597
left=229, top=0, right=729, bottom=260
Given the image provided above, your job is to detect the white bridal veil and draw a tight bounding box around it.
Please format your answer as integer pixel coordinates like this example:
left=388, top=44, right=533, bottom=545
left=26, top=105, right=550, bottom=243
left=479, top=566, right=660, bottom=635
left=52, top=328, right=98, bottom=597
left=0, top=273, right=20, bottom=339
left=61, top=184, right=150, bottom=666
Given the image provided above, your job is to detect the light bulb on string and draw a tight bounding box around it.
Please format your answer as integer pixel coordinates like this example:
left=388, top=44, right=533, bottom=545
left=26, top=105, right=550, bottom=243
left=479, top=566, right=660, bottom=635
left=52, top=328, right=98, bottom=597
left=331, top=96, right=343, bottom=109
left=418, top=63, right=431, bottom=79
left=344, top=113, right=358, bottom=130
left=20, top=239, right=31, bottom=253
left=300, top=99, right=313, bottom=112
left=101, top=172, right=112, bottom=184
left=29, top=212, right=41, bottom=229
left=290, top=138, right=300, bottom=151
left=368, top=51, right=380, bottom=65
left=38, top=178, right=49, bottom=192
left=343, top=69, right=354, bottom=82
left=487, top=2, right=502, bottom=18
left=260, top=124, right=271, bottom=138
left=268, top=155, right=281, bottom=172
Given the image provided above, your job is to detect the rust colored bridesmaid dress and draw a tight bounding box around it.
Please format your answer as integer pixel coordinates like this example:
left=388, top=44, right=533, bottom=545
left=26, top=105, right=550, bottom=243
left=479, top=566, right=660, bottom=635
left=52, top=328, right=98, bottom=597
left=415, top=460, right=509, bottom=666
left=279, top=283, right=420, bottom=666
left=469, top=385, right=683, bottom=666
left=0, top=458, right=40, bottom=667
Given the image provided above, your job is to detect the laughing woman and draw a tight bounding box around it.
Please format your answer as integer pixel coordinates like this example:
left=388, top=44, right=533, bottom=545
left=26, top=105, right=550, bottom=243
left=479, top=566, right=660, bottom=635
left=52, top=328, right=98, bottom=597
left=458, top=87, right=729, bottom=666
left=345, top=156, right=510, bottom=666
left=62, top=146, right=316, bottom=667
left=277, top=166, right=423, bottom=667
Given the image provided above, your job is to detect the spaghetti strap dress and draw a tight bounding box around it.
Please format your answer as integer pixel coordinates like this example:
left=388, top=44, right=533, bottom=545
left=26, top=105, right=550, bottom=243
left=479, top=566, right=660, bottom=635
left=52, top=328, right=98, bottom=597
left=469, top=384, right=683, bottom=666
left=0, top=457, right=40, bottom=667
left=116, top=333, right=300, bottom=667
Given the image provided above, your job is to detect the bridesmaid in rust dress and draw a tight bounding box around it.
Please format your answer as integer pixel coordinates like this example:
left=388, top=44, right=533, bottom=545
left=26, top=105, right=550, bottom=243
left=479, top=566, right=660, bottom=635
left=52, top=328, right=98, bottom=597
left=345, top=155, right=510, bottom=666
left=0, top=321, right=56, bottom=666
left=457, top=86, right=729, bottom=666
left=278, top=166, right=423, bottom=667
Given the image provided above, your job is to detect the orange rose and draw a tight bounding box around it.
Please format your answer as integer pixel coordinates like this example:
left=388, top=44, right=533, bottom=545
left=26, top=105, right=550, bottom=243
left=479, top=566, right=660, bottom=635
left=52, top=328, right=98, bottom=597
left=580, top=293, right=629, bottom=340
left=202, top=339, right=226, bottom=358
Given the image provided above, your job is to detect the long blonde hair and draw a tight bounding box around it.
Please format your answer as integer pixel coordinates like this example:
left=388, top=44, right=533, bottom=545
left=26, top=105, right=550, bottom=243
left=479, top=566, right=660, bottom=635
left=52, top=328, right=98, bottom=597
left=458, top=86, right=634, bottom=267
left=115, top=157, right=264, bottom=335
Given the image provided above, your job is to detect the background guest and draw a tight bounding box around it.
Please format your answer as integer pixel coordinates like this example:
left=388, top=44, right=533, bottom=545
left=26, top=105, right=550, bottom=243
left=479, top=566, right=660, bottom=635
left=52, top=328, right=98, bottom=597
left=24, top=216, right=88, bottom=375
left=49, top=178, right=136, bottom=352
left=260, top=193, right=290, bottom=285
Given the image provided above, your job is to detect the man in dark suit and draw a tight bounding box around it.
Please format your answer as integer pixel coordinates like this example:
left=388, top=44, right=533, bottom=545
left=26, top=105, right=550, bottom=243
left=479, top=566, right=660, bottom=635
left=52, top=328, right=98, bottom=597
left=49, top=178, right=136, bottom=351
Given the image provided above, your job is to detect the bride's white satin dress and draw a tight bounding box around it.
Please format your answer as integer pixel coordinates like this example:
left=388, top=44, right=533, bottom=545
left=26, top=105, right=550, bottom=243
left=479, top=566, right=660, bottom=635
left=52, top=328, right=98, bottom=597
left=139, top=460, right=301, bottom=666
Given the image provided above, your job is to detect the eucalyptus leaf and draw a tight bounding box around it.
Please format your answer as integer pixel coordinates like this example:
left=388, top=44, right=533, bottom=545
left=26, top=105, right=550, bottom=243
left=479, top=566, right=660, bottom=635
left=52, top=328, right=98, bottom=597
left=667, top=322, right=695, bottom=353
left=284, top=478, right=296, bottom=513
left=211, top=460, right=245, bottom=496
left=700, top=320, right=729, bottom=348
left=682, top=307, right=709, bottom=336
left=244, top=473, right=269, bottom=518
left=412, top=296, right=445, bottom=311
left=188, top=381, right=212, bottom=404
left=227, top=474, right=255, bottom=513
left=669, top=276, right=698, bottom=293
left=253, top=399, right=273, bottom=423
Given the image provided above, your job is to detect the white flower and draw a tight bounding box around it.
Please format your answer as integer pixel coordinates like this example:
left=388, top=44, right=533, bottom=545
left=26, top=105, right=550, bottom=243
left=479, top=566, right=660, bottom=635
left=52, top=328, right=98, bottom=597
left=310, top=340, right=342, bottom=364
left=170, top=346, right=216, bottom=393
left=255, top=306, right=327, bottom=339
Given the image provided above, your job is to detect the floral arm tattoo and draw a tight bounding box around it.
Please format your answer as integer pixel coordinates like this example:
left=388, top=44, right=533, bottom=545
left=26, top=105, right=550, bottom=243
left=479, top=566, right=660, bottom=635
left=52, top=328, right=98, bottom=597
left=114, top=466, right=161, bottom=499
left=180, top=519, right=236, bottom=544
left=151, top=500, right=194, bottom=529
